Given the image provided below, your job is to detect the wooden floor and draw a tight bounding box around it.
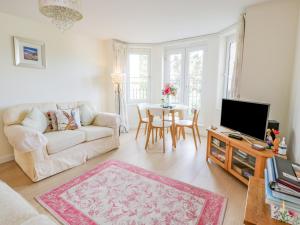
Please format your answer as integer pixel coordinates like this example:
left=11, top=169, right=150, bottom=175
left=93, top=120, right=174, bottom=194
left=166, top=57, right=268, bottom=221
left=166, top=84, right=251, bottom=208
left=0, top=129, right=247, bottom=225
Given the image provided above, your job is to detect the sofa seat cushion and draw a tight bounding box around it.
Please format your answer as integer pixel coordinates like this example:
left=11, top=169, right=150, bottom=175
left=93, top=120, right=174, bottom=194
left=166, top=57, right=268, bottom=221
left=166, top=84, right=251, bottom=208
left=79, top=126, right=113, bottom=141
left=45, top=130, right=85, bottom=154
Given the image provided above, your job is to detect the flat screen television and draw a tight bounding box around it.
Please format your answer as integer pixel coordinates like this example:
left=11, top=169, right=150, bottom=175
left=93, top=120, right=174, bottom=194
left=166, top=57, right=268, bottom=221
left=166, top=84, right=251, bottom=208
left=220, top=99, right=270, bottom=141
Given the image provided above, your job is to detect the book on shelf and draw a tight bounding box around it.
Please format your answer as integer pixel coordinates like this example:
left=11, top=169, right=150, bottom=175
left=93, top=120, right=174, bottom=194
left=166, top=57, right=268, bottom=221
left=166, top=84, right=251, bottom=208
left=273, top=156, right=300, bottom=192
left=265, top=169, right=300, bottom=211
left=267, top=158, right=300, bottom=198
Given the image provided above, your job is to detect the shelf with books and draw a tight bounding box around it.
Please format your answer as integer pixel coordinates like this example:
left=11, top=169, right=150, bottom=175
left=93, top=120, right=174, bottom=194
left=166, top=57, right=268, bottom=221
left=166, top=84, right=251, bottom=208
left=211, top=143, right=226, bottom=153
left=207, top=134, right=228, bottom=169
left=206, top=128, right=276, bottom=186
left=210, top=147, right=226, bottom=163
left=232, top=148, right=256, bottom=170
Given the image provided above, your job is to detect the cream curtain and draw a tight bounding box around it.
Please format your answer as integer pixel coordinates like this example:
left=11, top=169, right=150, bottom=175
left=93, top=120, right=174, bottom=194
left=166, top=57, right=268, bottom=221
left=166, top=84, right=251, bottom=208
left=112, top=40, right=129, bottom=132
left=228, top=14, right=246, bottom=99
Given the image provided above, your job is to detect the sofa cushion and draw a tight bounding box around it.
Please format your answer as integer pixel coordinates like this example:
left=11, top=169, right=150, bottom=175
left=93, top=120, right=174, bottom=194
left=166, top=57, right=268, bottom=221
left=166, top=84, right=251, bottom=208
left=79, top=104, right=96, bottom=126
left=45, top=130, right=85, bottom=154
left=79, top=126, right=113, bottom=141
left=55, top=109, right=80, bottom=131
left=21, top=108, right=49, bottom=133
left=0, top=181, right=38, bottom=225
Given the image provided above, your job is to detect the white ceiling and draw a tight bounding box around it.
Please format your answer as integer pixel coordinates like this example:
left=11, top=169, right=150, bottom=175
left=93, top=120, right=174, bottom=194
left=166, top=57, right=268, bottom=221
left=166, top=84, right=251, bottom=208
left=0, top=0, right=271, bottom=43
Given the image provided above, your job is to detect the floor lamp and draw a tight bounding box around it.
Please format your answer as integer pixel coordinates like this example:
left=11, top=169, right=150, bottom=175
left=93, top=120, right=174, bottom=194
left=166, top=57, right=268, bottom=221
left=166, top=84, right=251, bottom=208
left=111, top=73, right=125, bottom=135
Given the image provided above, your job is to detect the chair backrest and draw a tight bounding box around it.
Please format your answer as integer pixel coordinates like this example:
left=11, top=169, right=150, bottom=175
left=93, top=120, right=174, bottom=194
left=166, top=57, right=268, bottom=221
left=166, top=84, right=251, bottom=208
left=136, top=103, right=148, bottom=120
left=147, top=108, right=170, bottom=123
left=192, top=108, right=200, bottom=125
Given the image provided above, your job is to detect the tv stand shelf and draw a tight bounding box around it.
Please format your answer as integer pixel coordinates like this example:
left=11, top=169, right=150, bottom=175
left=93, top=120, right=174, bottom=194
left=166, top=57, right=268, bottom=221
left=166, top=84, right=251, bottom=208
left=206, top=128, right=275, bottom=185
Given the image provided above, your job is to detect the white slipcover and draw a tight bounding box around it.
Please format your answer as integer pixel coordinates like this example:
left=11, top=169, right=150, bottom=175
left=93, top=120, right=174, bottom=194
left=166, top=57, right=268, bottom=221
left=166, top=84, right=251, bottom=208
left=0, top=181, right=57, bottom=225
left=45, top=130, right=85, bottom=154
left=79, top=126, right=113, bottom=141
left=21, top=215, right=57, bottom=225
left=3, top=101, right=120, bottom=182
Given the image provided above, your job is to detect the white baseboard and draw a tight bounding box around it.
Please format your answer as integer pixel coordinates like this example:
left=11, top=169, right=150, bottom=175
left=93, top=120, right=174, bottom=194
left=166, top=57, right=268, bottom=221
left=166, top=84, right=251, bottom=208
left=0, top=154, right=14, bottom=164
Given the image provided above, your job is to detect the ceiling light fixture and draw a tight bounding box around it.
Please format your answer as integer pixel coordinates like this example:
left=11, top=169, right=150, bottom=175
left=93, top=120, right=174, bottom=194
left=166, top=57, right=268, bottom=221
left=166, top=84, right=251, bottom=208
left=39, top=0, right=83, bottom=32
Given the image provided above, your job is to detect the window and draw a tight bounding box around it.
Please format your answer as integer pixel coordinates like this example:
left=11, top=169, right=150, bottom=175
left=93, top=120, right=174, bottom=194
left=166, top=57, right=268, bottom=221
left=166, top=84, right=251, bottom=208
left=223, top=37, right=237, bottom=98
left=127, top=48, right=151, bottom=103
left=164, top=46, right=205, bottom=110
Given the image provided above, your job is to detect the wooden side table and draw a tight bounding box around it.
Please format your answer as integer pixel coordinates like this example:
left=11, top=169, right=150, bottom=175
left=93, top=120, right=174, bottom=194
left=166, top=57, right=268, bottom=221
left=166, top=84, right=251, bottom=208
left=244, top=177, right=285, bottom=225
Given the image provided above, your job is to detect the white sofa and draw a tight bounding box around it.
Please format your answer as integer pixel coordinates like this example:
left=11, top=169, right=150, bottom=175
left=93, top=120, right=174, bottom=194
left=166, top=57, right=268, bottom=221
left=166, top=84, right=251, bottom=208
left=3, top=101, right=120, bottom=182
left=0, top=180, right=57, bottom=225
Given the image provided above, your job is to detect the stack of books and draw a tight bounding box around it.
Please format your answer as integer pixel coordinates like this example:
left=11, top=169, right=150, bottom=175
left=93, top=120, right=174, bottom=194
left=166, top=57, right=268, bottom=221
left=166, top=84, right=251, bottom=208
left=265, top=156, right=300, bottom=224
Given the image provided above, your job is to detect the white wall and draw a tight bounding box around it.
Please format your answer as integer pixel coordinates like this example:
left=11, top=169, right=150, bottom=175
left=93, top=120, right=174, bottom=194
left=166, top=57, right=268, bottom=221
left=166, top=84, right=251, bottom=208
left=288, top=9, right=300, bottom=163
left=240, top=0, right=300, bottom=136
left=0, top=13, right=108, bottom=162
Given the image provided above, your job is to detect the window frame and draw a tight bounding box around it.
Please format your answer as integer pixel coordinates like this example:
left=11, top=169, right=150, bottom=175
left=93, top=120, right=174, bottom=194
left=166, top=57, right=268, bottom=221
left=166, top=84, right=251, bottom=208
left=163, top=48, right=186, bottom=104
left=126, top=48, right=151, bottom=104
left=163, top=44, right=206, bottom=109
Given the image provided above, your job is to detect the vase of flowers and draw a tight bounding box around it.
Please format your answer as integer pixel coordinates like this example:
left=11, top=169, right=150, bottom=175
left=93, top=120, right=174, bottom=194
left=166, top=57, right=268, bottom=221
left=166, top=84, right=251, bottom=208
left=162, top=83, right=177, bottom=108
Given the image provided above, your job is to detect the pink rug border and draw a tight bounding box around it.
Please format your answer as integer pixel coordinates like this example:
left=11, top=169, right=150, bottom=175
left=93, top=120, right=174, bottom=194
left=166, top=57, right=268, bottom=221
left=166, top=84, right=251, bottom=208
left=36, top=160, right=227, bottom=225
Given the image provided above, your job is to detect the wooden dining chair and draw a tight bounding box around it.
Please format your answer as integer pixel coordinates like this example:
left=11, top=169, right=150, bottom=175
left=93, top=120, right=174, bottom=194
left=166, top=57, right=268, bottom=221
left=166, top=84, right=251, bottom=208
left=145, top=109, right=173, bottom=153
left=135, top=103, right=149, bottom=139
left=175, top=108, right=201, bottom=150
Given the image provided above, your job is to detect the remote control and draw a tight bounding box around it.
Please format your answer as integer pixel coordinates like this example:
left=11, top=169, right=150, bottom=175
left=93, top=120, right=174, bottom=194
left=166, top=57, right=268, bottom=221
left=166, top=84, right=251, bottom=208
left=228, top=133, right=243, bottom=140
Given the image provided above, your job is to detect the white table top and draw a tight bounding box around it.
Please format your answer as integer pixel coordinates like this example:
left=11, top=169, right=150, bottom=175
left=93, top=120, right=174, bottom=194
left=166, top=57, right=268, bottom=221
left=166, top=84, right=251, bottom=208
left=145, top=103, right=189, bottom=111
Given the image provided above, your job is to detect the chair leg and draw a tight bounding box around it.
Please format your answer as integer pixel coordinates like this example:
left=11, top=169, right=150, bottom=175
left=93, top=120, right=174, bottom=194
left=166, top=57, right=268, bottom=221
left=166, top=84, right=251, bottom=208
left=170, top=126, right=174, bottom=145
left=162, top=127, right=165, bottom=153
left=196, top=126, right=201, bottom=144
left=191, top=127, right=198, bottom=150
left=155, top=128, right=158, bottom=142
left=177, top=126, right=181, bottom=140
left=182, top=127, right=186, bottom=140
left=135, top=121, right=141, bottom=139
left=144, top=123, right=148, bottom=135
left=152, top=128, right=154, bottom=144
left=145, top=126, right=151, bottom=150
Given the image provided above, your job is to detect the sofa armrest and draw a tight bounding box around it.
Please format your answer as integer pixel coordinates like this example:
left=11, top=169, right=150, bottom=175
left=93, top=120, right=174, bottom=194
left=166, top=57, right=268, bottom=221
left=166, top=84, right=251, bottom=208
left=93, top=112, right=120, bottom=129
left=4, top=125, right=48, bottom=153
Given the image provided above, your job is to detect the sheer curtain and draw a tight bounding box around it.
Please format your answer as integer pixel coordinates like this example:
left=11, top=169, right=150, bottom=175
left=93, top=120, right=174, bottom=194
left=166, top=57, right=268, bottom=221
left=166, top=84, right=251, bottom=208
left=228, top=14, right=246, bottom=99
left=112, top=40, right=129, bottom=132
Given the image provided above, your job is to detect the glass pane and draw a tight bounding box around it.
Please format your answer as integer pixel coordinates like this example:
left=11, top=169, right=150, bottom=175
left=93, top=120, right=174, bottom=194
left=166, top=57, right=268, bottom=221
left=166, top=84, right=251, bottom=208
left=232, top=148, right=255, bottom=180
left=187, top=50, right=204, bottom=110
left=168, top=53, right=183, bottom=103
left=227, top=42, right=237, bottom=93
left=210, top=137, right=226, bottom=163
left=129, top=54, right=149, bottom=101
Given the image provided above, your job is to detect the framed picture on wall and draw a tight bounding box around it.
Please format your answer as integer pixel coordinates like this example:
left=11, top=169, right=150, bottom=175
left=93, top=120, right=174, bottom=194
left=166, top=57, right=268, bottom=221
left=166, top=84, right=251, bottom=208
left=13, top=36, right=46, bottom=69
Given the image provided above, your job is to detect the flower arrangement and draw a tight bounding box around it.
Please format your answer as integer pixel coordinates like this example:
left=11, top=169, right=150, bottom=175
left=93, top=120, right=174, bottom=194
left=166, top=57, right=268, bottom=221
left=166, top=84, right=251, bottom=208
left=162, top=83, right=177, bottom=96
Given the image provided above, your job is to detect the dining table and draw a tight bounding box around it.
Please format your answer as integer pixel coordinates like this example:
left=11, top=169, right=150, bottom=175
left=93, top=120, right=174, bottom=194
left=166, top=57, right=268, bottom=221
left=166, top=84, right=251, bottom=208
left=144, top=103, right=189, bottom=149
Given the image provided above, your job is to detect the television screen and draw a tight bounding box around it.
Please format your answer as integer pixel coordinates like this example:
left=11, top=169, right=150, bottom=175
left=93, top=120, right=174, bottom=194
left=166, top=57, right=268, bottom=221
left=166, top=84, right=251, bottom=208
left=220, top=99, right=270, bottom=141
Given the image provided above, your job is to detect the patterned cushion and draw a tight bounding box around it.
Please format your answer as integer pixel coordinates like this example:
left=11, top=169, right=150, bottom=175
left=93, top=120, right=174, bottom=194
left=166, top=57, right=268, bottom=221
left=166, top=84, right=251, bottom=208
left=55, top=109, right=79, bottom=131
left=46, top=111, right=58, bottom=132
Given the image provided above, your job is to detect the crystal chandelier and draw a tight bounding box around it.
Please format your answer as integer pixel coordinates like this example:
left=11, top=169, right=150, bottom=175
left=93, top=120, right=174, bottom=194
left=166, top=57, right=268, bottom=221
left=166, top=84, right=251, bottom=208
left=39, top=0, right=83, bottom=32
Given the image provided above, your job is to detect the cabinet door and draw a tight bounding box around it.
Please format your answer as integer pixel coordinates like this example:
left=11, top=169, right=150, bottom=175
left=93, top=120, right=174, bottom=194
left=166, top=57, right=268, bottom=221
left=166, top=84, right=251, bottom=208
left=207, top=132, right=229, bottom=169
left=228, top=146, right=257, bottom=185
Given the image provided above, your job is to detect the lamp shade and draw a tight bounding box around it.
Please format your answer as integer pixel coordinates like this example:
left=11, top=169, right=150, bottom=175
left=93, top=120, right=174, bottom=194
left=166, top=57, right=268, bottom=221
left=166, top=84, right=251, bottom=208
left=111, top=73, right=125, bottom=85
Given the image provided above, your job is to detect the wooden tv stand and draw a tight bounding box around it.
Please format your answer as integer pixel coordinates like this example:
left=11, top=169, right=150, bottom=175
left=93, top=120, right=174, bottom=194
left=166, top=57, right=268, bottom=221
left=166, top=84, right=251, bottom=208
left=206, top=128, right=275, bottom=185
